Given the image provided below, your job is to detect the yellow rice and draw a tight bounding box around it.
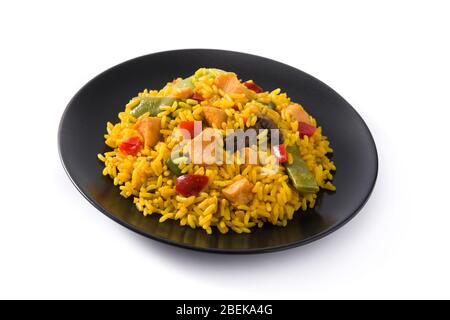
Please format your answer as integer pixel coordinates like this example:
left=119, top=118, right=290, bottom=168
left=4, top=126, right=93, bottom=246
left=98, top=68, right=336, bottom=234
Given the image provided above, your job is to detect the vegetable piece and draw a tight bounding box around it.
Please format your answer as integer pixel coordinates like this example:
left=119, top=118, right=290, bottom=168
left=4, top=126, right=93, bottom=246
left=267, top=101, right=276, bottom=109
left=215, top=72, right=246, bottom=94
left=286, top=104, right=311, bottom=124
left=222, top=178, right=254, bottom=205
left=165, top=158, right=182, bottom=177
left=244, top=81, right=263, bottom=93
left=253, top=114, right=278, bottom=130
left=252, top=115, right=284, bottom=145
left=130, top=96, right=175, bottom=118
left=134, top=117, right=161, bottom=147
left=298, top=121, right=317, bottom=138
left=225, top=114, right=284, bottom=153
left=202, top=106, right=227, bottom=128
left=119, top=136, right=143, bottom=156
left=284, top=145, right=319, bottom=193
left=180, top=120, right=201, bottom=139
left=176, top=174, right=209, bottom=196
left=191, top=91, right=204, bottom=101
left=272, top=144, right=288, bottom=164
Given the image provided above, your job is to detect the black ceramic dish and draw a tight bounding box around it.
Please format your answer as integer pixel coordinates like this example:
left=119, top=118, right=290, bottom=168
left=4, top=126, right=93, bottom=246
left=58, top=49, right=378, bottom=254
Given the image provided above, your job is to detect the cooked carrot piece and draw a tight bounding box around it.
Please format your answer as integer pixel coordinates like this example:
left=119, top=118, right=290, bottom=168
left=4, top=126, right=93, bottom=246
left=215, top=72, right=246, bottom=94
left=134, top=117, right=161, bottom=147
left=222, top=178, right=254, bottom=205
left=202, top=106, right=227, bottom=128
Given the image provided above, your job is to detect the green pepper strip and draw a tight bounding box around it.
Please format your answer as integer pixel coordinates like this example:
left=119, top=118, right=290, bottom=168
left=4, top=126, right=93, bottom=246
left=130, top=96, right=176, bottom=118
left=165, top=158, right=182, bottom=177
left=284, top=145, right=319, bottom=193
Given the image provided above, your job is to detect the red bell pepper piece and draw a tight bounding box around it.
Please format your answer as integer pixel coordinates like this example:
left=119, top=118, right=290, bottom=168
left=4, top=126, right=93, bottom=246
left=272, top=144, right=288, bottom=164
left=244, top=81, right=264, bottom=93
left=119, top=136, right=143, bottom=156
left=298, top=121, right=316, bottom=138
left=191, top=91, right=204, bottom=101
left=175, top=174, right=209, bottom=196
left=180, top=121, right=201, bottom=139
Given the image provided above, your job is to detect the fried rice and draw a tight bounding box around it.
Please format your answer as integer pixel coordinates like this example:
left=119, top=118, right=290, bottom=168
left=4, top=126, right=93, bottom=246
left=98, top=68, right=336, bottom=234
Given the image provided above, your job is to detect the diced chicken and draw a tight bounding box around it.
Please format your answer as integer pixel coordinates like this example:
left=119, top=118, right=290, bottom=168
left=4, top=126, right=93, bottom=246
left=170, top=86, right=193, bottom=99
left=215, top=72, right=246, bottom=94
left=202, top=106, right=227, bottom=128
left=134, top=117, right=161, bottom=147
left=222, top=178, right=254, bottom=205
left=185, top=128, right=223, bottom=165
left=169, top=77, right=195, bottom=99
left=286, top=104, right=311, bottom=124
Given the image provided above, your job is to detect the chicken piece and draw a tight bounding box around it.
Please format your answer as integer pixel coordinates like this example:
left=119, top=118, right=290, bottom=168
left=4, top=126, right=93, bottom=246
left=185, top=128, right=223, bottom=165
left=202, top=106, right=227, bottom=128
left=215, top=72, right=246, bottom=94
left=169, top=77, right=195, bottom=99
left=286, top=104, right=311, bottom=124
left=134, top=117, right=161, bottom=147
left=222, top=178, right=254, bottom=205
left=170, top=86, right=194, bottom=99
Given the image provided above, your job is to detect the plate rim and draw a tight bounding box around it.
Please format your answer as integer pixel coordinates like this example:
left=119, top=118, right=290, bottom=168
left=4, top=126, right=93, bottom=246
left=58, top=48, right=379, bottom=254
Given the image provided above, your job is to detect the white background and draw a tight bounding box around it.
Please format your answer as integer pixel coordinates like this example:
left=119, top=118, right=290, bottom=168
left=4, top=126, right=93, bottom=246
left=1, top=0, right=449, bottom=300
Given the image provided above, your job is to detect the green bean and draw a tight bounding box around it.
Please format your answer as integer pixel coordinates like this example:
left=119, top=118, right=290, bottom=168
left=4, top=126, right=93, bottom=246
left=165, top=158, right=182, bottom=177
left=130, top=96, right=175, bottom=118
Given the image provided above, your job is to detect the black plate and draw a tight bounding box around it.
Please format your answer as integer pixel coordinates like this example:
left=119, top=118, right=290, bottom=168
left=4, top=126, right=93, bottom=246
left=58, top=49, right=378, bottom=254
